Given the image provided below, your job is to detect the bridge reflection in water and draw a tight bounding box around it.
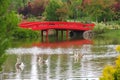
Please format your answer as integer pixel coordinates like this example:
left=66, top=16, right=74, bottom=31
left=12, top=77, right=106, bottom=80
left=2, top=39, right=118, bottom=80
left=32, top=39, right=92, bottom=48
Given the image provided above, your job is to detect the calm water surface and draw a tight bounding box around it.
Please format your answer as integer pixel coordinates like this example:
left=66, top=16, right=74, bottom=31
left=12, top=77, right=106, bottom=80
left=1, top=38, right=119, bottom=80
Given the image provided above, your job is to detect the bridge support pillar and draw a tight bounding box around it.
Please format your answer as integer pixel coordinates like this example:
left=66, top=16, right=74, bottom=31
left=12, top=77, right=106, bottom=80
left=41, top=30, right=49, bottom=42
left=61, top=30, right=63, bottom=40
left=66, top=30, right=69, bottom=40
left=41, top=30, right=44, bottom=42
left=46, top=30, right=49, bottom=42
left=56, top=30, right=59, bottom=41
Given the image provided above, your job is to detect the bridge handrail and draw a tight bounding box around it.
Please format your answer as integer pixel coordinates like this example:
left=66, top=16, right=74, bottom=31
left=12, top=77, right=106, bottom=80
left=19, top=21, right=95, bottom=31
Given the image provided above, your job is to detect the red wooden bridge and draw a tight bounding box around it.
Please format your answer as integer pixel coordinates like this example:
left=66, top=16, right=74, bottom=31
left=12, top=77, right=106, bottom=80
left=19, top=21, right=95, bottom=41
left=19, top=21, right=95, bottom=31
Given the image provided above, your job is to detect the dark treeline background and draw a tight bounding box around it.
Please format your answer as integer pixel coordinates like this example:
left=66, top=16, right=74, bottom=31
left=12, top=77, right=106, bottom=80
left=18, top=0, right=120, bottom=22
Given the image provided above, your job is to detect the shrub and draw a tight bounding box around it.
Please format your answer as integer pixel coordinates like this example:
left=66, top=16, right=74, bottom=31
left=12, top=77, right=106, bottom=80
left=93, top=22, right=109, bottom=34
left=11, top=28, right=39, bottom=39
left=100, top=55, right=120, bottom=80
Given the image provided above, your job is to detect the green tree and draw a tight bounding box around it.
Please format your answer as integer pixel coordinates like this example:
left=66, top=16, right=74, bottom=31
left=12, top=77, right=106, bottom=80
left=9, top=0, right=26, bottom=11
left=66, top=0, right=83, bottom=19
left=44, top=0, right=61, bottom=21
left=0, top=0, right=22, bottom=71
left=56, top=1, right=69, bottom=21
left=84, top=0, right=115, bottom=22
left=0, top=0, right=11, bottom=71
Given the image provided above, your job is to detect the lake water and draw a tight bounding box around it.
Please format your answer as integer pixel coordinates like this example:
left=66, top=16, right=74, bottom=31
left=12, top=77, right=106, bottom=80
left=0, top=37, right=119, bottom=80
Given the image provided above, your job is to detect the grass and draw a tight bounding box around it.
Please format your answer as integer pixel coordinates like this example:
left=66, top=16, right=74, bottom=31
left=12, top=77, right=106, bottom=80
left=97, top=29, right=120, bottom=38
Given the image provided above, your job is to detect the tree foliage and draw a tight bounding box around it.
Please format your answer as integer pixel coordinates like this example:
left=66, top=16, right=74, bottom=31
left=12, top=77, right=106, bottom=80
left=44, top=0, right=83, bottom=21
left=66, top=0, right=83, bottom=19
left=44, top=0, right=61, bottom=21
left=16, top=0, right=120, bottom=22
left=18, top=0, right=49, bottom=17
left=56, top=2, right=69, bottom=21
left=83, top=0, right=116, bottom=22
left=113, top=1, right=120, bottom=20
left=0, top=0, right=10, bottom=16
left=0, top=0, right=11, bottom=71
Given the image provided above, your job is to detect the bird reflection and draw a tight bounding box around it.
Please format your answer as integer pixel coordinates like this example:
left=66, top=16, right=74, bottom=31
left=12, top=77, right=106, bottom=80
left=15, top=57, right=25, bottom=73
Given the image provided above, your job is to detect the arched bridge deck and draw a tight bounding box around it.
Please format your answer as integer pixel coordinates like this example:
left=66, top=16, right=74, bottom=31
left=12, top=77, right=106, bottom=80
left=19, top=21, right=95, bottom=31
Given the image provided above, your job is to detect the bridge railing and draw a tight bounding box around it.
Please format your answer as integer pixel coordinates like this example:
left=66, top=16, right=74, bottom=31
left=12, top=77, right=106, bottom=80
left=19, top=21, right=95, bottom=31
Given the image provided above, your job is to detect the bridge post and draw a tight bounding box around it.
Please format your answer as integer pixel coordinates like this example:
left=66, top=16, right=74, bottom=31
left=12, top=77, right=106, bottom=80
left=46, top=30, right=49, bottom=42
left=56, top=30, right=59, bottom=41
left=66, top=30, right=69, bottom=40
left=61, top=30, right=63, bottom=40
left=41, top=30, right=43, bottom=42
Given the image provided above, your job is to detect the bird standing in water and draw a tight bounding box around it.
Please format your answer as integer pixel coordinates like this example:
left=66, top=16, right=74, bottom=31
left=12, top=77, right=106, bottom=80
left=15, top=57, right=25, bottom=73
left=37, top=56, right=48, bottom=66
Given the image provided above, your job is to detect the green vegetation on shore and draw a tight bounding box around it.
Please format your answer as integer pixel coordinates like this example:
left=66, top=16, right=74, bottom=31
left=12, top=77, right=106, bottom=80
left=97, top=30, right=120, bottom=38
left=93, top=21, right=120, bottom=39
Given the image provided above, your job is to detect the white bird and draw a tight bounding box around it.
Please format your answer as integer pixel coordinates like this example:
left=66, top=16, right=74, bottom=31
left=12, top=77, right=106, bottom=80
left=15, top=57, right=25, bottom=73
left=74, top=53, right=84, bottom=58
left=37, top=56, right=48, bottom=65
